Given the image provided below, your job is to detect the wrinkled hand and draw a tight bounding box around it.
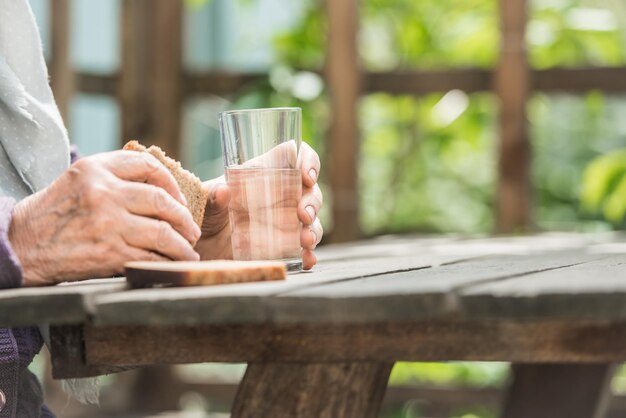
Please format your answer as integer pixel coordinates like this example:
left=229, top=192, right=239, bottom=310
left=9, top=151, right=201, bottom=286
left=195, top=142, right=323, bottom=270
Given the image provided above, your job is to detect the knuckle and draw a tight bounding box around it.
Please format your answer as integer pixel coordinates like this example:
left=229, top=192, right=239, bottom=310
left=153, top=188, right=172, bottom=215
left=141, top=153, right=162, bottom=176
left=156, top=221, right=173, bottom=251
left=82, top=183, right=109, bottom=207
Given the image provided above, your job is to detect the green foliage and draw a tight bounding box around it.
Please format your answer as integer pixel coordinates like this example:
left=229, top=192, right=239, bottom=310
left=390, top=362, right=508, bottom=388
left=581, top=149, right=626, bottom=224
left=529, top=0, right=626, bottom=68
left=360, top=92, right=496, bottom=234
left=361, top=0, right=498, bottom=69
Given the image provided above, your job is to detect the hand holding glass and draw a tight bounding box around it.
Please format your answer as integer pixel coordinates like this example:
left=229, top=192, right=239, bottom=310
left=219, top=108, right=303, bottom=271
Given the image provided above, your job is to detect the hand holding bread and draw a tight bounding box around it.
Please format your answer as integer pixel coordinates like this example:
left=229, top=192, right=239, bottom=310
left=9, top=150, right=201, bottom=286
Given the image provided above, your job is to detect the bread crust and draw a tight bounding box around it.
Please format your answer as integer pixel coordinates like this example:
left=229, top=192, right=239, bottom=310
left=123, top=140, right=209, bottom=244
left=125, top=260, right=287, bottom=287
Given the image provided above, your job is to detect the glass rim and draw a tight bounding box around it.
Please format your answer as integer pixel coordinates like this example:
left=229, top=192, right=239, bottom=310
left=219, top=107, right=301, bottom=117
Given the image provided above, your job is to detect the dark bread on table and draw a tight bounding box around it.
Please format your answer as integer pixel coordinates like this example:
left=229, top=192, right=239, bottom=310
left=123, top=140, right=209, bottom=243
left=125, top=260, right=287, bottom=288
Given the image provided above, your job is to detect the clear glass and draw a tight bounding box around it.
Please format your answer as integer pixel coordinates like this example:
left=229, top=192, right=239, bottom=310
left=219, top=108, right=302, bottom=271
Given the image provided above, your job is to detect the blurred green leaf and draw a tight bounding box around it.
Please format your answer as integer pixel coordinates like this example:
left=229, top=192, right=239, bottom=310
left=581, top=149, right=626, bottom=223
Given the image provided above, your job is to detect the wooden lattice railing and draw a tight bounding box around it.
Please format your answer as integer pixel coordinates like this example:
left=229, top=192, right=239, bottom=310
left=47, top=0, right=626, bottom=241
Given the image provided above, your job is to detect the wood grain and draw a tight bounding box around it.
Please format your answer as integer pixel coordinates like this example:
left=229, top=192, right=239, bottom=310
left=76, top=320, right=626, bottom=375
left=92, top=252, right=605, bottom=326
left=460, top=255, right=626, bottom=320
left=0, top=279, right=125, bottom=328
left=92, top=252, right=474, bottom=326
left=50, top=324, right=136, bottom=379
left=232, top=362, right=393, bottom=418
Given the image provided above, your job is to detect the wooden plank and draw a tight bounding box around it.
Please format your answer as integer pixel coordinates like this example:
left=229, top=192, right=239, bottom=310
left=461, top=255, right=626, bottom=320
left=270, top=252, right=607, bottom=324
left=92, top=251, right=612, bottom=327
left=92, top=252, right=474, bottom=326
left=50, top=324, right=137, bottom=379
left=49, top=0, right=73, bottom=124
left=120, top=0, right=183, bottom=158
left=0, top=279, right=126, bottom=328
left=495, top=0, right=531, bottom=233
left=326, top=0, right=361, bottom=242
left=73, top=320, right=626, bottom=376
left=232, top=362, right=392, bottom=418
left=501, top=364, right=614, bottom=418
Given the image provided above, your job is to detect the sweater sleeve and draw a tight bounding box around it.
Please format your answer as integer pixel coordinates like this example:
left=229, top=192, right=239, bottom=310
left=70, top=144, right=80, bottom=164
left=0, top=197, right=22, bottom=289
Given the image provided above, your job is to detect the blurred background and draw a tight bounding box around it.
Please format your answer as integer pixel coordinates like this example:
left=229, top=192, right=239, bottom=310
left=28, top=0, right=626, bottom=417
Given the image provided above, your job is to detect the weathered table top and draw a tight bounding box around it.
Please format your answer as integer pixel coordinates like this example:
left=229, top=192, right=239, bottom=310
left=2, top=233, right=626, bottom=379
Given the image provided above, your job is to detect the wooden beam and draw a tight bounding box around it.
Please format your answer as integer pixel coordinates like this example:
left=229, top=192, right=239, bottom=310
left=326, top=0, right=361, bottom=242
left=120, top=0, right=183, bottom=158
left=68, top=321, right=626, bottom=377
left=183, top=72, right=267, bottom=97
left=502, top=364, right=615, bottom=418
left=232, top=362, right=392, bottom=418
left=49, top=0, right=73, bottom=125
left=534, top=67, right=626, bottom=93
left=364, top=69, right=493, bottom=94
left=495, top=0, right=532, bottom=233
left=77, top=67, right=626, bottom=98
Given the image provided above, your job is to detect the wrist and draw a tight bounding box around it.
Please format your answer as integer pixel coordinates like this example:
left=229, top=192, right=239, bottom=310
left=9, top=199, right=47, bottom=286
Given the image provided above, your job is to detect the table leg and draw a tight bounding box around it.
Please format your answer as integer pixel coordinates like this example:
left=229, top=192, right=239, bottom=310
left=232, top=362, right=393, bottom=418
left=501, top=363, right=615, bottom=418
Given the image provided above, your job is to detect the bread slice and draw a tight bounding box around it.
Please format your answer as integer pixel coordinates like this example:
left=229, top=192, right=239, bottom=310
left=123, top=140, right=209, bottom=242
left=125, top=260, right=287, bottom=288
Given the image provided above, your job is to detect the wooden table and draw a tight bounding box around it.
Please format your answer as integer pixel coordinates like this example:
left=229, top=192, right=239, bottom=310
left=3, top=233, right=626, bottom=418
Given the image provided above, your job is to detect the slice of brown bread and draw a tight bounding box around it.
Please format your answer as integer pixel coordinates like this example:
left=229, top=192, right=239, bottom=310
left=125, top=260, right=287, bottom=287
left=123, top=140, right=209, bottom=243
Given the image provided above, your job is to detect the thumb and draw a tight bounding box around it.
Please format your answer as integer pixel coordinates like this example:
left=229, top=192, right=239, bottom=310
left=201, top=182, right=231, bottom=236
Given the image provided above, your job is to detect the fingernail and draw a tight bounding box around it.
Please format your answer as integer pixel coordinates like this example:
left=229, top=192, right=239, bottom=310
left=310, top=228, right=317, bottom=247
left=181, top=194, right=188, bottom=206
left=308, top=169, right=317, bottom=183
left=305, top=206, right=316, bottom=222
left=193, top=224, right=202, bottom=241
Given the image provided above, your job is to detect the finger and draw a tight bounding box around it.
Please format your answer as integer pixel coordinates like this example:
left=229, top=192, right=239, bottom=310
left=102, top=150, right=187, bottom=206
left=202, top=181, right=231, bottom=235
left=120, top=183, right=201, bottom=243
left=298, top=183, right=323, bottom=225
left=301, top=218, right=323, bottom=250
left=302, top=249, right=317, bottom=270
left=299, top=142, right=321, bottom=189
left=123, top=247, right=171, bottom=263
left=121, top=215, right=200, bottom=261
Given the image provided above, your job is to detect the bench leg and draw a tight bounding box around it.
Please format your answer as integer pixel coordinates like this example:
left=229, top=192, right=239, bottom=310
left=232, top=362, right=393, bottom=418
left=501, top=364, right=615, bottom=418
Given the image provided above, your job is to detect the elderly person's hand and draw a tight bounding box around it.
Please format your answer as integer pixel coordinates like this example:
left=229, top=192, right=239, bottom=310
left=9, top=151, right=201, bottom=286
left=195, top=142, right=323, bottom=270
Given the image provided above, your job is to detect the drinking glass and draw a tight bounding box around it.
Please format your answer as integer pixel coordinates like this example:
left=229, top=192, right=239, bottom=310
left=219, top=107, right=302, bottom=271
